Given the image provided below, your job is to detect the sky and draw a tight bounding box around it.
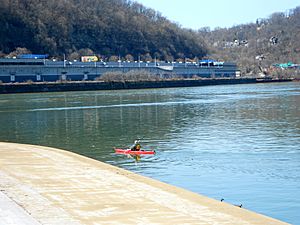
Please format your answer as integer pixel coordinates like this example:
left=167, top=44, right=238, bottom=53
left=136, top=0, right=300, bottom=30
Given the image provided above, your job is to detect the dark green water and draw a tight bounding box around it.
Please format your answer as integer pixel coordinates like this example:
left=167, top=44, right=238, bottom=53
left=0, top=82, right=299, bottom=224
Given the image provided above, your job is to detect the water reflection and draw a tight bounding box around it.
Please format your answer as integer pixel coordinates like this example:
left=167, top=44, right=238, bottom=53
left=116, top=153, right=142, bottom=163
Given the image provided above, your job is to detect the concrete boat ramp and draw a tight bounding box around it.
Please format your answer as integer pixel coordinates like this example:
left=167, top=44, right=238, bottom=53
left=0, top=142, right=289, bottom=225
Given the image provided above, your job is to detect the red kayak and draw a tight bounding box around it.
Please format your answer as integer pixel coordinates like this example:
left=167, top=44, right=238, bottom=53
left=115, top=148, right=156, bottom=155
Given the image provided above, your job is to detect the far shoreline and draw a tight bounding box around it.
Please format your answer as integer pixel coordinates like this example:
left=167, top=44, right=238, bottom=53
left=0, top=77, right=294, bottom=94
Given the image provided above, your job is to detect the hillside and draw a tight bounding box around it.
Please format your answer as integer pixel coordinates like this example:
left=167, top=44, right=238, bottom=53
left=199, top=6, right=300, bottom=75
left=0, top=0, right=207, bottom=61
left=1, top=0, right=299, bottom=77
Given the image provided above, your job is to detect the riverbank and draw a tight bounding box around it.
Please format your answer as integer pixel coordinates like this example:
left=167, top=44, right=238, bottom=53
left=0, top=142, right=289, bottom=224
left=0, top=78, right=294, bottom=94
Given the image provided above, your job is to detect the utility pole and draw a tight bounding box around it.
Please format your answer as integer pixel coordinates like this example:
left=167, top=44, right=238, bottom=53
left=138, top=55, right=140, bottom=68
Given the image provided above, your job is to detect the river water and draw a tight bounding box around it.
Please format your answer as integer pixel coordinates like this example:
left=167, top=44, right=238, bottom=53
left=0, top=82, right=299, bottom=224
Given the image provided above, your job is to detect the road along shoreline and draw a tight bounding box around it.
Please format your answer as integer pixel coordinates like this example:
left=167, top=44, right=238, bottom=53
left=0, top=142, right=289, bottom=224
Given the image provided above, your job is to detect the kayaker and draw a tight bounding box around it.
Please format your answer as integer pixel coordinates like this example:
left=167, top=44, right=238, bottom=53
left=130, top=140, right=141, bottom=151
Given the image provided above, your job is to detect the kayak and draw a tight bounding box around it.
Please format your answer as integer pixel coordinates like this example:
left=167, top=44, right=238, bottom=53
left=114, top=148, right=156, bottom=155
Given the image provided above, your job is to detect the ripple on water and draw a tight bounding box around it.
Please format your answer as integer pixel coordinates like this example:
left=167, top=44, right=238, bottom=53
left=0, top=82, right=299, bottom=224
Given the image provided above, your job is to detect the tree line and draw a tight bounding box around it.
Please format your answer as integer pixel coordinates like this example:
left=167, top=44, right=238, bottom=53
left=0, top=0, right=207, bottom=61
